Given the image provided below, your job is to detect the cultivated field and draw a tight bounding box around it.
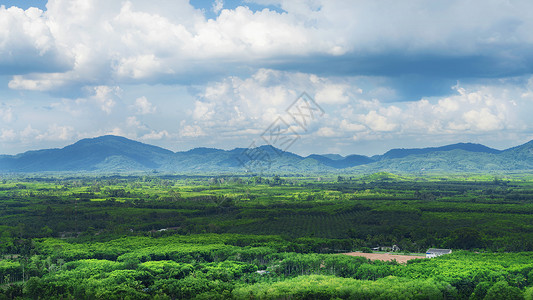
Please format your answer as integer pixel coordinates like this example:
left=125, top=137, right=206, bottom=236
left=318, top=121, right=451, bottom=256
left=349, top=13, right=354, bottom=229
left=0, top=173, right=532, bottom=298
left=342, top=252, right=426, bottom=263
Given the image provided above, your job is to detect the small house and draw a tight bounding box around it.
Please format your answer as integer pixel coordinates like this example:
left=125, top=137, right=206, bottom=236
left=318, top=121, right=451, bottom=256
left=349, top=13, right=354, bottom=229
left=372, top=245, right=401, bottom=252
left=426, top=248, right=452, bottom=258
left=372, top=246, right=391, bottom=251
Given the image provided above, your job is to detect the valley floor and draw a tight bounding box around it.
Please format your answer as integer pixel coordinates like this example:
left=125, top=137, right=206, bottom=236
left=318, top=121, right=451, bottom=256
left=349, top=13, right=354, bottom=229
left=0, top=173, right=532, bottom=298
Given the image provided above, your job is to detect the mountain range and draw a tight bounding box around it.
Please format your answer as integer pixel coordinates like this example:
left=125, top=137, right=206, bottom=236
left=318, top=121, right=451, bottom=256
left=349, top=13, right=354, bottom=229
left=0, top=135, right=532, bottom=174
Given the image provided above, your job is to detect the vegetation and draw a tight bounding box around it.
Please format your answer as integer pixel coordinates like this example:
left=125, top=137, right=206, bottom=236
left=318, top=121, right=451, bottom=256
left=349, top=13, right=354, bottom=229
left=0, top=173, right=532, bottom=298
left=1, top=135, right=531, bottom=173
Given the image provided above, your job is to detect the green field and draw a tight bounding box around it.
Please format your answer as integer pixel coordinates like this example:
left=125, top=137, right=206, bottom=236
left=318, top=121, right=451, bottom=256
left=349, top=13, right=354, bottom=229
left=1, top=173, right=533, bottom=299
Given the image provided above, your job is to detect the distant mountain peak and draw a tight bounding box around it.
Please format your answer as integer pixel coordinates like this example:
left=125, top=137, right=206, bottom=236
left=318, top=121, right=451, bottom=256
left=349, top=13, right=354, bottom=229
left=72, top=135, right=144, bottom=145
left=376, top=142, right=501, bottom=160
left=183, top=147, right=222, bottom=155
left=0, top=135, right=531, bottom=173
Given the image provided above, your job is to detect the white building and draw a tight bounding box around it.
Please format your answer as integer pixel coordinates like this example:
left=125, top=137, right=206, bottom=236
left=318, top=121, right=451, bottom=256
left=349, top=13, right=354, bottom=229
left=426, top=248, right=452, bottom=258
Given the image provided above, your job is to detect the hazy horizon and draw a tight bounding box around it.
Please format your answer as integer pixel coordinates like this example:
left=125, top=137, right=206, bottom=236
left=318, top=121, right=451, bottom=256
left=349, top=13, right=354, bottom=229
left=2, top=133, right=528, bottom=158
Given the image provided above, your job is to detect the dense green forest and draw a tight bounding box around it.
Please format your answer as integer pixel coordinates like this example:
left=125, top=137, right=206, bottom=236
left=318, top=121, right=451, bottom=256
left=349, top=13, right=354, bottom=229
left=1, top=173, right=533, bottom=299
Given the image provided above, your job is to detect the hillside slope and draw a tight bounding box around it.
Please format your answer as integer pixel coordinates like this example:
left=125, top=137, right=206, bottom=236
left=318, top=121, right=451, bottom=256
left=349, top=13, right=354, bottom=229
left=0, top=136, right=531, bottom=173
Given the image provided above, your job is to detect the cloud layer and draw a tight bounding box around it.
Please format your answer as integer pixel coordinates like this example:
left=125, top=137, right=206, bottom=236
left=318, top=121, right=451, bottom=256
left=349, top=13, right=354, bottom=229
left=1, top=0, right=533, bottom=155
left=3, top=0, right=533, bottom=90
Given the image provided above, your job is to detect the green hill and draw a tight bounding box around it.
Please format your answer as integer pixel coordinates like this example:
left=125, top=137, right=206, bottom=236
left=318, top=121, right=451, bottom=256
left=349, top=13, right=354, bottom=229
left=0, top=135, right=531, bottom=174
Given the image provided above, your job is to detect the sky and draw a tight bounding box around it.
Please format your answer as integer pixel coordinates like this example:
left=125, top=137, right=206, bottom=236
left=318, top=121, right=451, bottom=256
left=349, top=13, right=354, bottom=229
left=1, top=0, right=533, bottom=156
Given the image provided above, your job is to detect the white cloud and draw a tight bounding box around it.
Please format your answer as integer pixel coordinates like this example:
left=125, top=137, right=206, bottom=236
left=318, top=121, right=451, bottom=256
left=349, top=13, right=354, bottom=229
left=126, top=116, right=141, bottom=128
left=141, top=130, right=169, bottom=140
left=116, top=55, right=168, bottom=80
left=192, top=101, right=215, bottom=121
left=0, top=106, right=13, bottom=123
left=91, top=85, right=121, bottom=114
left=20, top=125, right=39, bottom=139
left=340, top=119, right=366, bottom=132
left=0, top=129, right=16, bottom=141
left=132, top=96, right=156, bottom=115
left=2, top=1, right=320, bottom=90
left=315, top=84, right=350, bottom=104
left=358, top=110, right=398, bottom=132
left=436, top=98, right=459, bottom=113
left=2, top=65, right=532, bottom=156
left=305, top=77, right=533, bottom=147
left=179, top=71, right=533, bottom=150
left=180, top=124, right=206, bottom=137
left=0, top=6, right=69, bottom=72
left=190, top=69, right=361, bottom=135
left=4, top=0, right=532, bottom=92
left=125, top=116, right=138, bottom=126
left=8, top=74, right=67, bottom=91
left=105, top=127, right=126, bottom=137
left=191, top=70, right=298, bottom=127
left=316, top=127, right=339, bottom=137
left=463, top=108, right=503, bottom=131
left=212, top=0, right=224, bottom=14
left=36, top=124, right=74, bottom=141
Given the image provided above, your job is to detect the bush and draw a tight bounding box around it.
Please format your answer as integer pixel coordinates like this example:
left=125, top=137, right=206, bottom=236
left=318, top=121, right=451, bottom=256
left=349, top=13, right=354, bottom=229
left=524, top=287, right=533, bottom=300
left=484, top=281, right=523, bottom=300
left=470, top=281, right=491, bottom=300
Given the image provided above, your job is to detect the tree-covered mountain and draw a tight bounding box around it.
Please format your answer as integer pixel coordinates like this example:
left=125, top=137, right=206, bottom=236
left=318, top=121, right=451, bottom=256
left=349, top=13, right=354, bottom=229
left=0, top=135, right=531, bottom=173
left=0, top=135, right=173, bottom=172
left=372, top=143, right=501, bottom=160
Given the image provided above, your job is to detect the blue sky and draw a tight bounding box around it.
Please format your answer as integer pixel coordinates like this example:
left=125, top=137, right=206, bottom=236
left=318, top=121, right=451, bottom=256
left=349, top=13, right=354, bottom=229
left=1, top=0, right=532, bottom=156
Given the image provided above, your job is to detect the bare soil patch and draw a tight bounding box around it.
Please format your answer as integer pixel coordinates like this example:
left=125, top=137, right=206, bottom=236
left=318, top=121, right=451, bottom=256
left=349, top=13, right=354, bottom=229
left=342, top=252, right=426, bottom=263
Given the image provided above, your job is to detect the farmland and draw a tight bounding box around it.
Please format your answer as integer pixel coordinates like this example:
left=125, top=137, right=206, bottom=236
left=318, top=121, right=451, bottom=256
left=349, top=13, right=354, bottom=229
left=0, top=173, right=533, bottom=298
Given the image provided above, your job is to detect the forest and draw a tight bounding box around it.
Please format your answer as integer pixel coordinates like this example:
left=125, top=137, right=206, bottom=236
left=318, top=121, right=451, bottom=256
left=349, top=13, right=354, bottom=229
left=0, top=172, right=533, bottom=299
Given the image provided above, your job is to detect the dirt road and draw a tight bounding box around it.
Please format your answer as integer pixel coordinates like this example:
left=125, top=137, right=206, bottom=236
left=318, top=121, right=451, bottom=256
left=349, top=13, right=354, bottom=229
left=342, top=252, right=426, bottom=263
